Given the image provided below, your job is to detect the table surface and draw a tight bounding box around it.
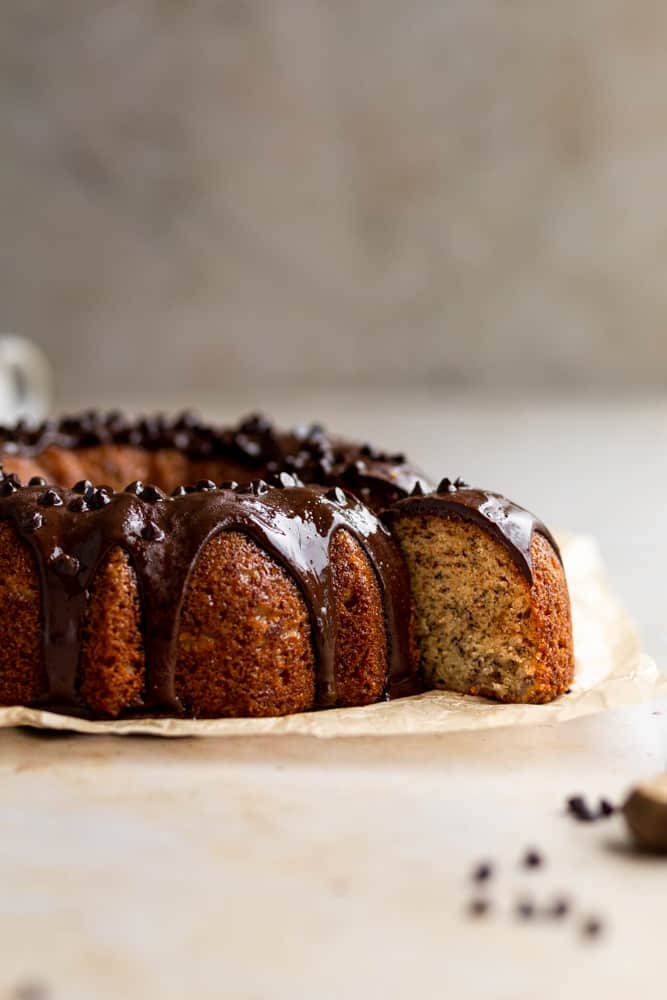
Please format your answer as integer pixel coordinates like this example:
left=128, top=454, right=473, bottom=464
left=3, top=391, right=667, bottom=1000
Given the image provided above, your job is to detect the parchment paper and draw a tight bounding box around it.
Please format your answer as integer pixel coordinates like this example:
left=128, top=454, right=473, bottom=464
left=0, top=532, right=662, bottom=737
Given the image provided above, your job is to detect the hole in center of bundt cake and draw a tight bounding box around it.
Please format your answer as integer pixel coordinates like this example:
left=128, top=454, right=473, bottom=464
left=0, top=443, right=265, bottom=494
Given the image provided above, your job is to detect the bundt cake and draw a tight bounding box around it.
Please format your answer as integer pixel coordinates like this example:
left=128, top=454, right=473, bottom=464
left=0, top=412, right=574, bottom=719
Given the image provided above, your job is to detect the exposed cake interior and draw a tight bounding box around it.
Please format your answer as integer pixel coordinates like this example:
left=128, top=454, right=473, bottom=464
left=389, top=512, right=573, bottom=704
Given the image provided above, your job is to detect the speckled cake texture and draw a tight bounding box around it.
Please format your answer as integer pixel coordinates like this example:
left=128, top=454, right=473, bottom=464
left=0, top=413, right=573, bottom=719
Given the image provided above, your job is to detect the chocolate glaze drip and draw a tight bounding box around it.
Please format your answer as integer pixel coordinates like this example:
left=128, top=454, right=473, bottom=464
left=385, top=482, right=561, bottom=583
left=0, top=480, right=416, bottom=717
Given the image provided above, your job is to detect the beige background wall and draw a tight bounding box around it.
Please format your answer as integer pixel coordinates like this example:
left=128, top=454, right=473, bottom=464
left=1, top=0, right=667, bottom=402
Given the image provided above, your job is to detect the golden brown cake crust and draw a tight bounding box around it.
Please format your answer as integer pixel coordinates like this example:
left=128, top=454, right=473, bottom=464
left=523, top=532, right=575, bottom=703
left=175, top=531, right=316, bottom=718
left=79, top=546, right=146, bottom=718
left=0, top=522, right=45, bottom=706
left=330, top=530, right=388, bottom=707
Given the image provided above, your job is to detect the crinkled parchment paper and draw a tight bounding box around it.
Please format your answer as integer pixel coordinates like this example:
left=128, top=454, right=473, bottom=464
left=0, top=533, right=662, bottom=737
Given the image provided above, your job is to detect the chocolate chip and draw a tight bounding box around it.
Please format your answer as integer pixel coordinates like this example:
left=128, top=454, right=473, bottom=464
left=141, top=484, right=166, bottom=502
left=171, top=485, right=189, bottom=497
left=548, top=897, right=570, bottom=919
left=88, top=488, right=112, bottom=509
left=567, top=795, right=597, bottom=822
left=275, top=472, right=302, bottom=489
left=566, top=795, right=616, bottom=822
left=141, top=521, right=165, bottom=542
left=28, top=476, right=47, bottom=487
left=522, top=849, right=543, bottom=869
left=23, top=512, right=44, bottom=532
left=51, top=553, right=79, bottom=576
left=124, top=480, right=145, bottom=496
left=516, top=899, right=535, bottom=920
left=0, top=479, right=19, bottom=497
left=72, top=479, right=94, bottom=496
left=195, top=479, right=216, bottom=492
left=67, top=497, right=88, bottom=513
left=582, top=917, right=603, bottom=939
left=472, top=862, right=493, bottom=883
left=38, top=489, right=62, bottom=507
left=467, top=898, right=490, bottom=917
left=218, top=481, right=239, bottom=491
left=326, top=487, right=347, bottom=505
left=410, top=481, right=425, bottom=497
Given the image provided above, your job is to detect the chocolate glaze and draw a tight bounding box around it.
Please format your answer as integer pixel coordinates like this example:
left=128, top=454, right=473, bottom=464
left=0, top=411, right=432, bottom=507
left=385, top=481, right=561, bottom=583
left=0, top=477, right=416, bottom=717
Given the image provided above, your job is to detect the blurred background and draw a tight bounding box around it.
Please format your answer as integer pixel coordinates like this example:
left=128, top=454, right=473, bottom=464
left=2, top=0, right=667, bottom=407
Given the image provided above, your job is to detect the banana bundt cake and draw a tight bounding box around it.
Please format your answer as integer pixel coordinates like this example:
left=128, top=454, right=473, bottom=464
left=0, top=412, right=574, bottom=719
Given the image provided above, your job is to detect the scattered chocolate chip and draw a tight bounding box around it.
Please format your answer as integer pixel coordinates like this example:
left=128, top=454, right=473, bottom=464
left=72, top=479, right=94, bottom=496
left=410, top=481, right=425, bottom=497
left=171, top=485, right=189, bottom=497
left=472, top=862, right=493, bottom=883
left=23, top=512, right=44, bottom=532
left=0, top=479, right=19, bottom=497
left=218, top=480, right=239, bottom=491
left=467, top=898, right=491, bottom=917
left=582, top=917, right=603, bottom=939
left=67, top=497, right=88, bottom=513
left=516, top=899, right=535, bottom=920
left=547, top=897, right=571, bottom=919
left=88, top=488, right=112, bottom=509
left=124, top=480, right=145, bottom=496
left=50, top=553, right=80, bottom=576
left=522, top=849, right=543, bottom=869
left=326, top=487, right=347, bottom=505
left=38, top=489, right=62, bottom=507
left=195, top=479, right=216, bottom=492
left=567, top=795, right=597, bottom=822
left=566, top=794, right=616, bottom=822
left=437, top=477, right=458, bottom=494
left=141, top=521, right=165, bottom=542
left=141, top=484, right=166, bottom=502
left=254, top=479, right=271, bottom=495
left=28, top=476, right=47, bottom=487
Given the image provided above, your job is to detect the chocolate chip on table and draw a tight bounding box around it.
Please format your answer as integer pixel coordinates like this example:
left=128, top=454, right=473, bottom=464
left=582, top=917, right=604, bottom=939
left=566, top=794, right=617, bottom=822
left=598, top=798, right=616, bottom=817
left=467, top=898, right=491, bottom=917
left=522, top=848, right=543, bottom=869
left=515, top=899, right=535, bottom=920
left=547, top=897, right=570, bottom=919
left=567, top=795, right=597, bottom=821
left=471, top=861, right=493, bottom=883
